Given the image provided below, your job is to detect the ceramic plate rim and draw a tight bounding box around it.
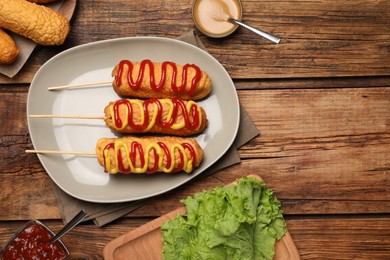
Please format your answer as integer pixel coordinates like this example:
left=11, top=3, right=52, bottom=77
left=27, top=36, right=240, bottom=203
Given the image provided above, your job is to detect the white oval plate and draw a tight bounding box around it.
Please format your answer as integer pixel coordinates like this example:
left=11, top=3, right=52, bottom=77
left=27, top=37, right=240, bottom=203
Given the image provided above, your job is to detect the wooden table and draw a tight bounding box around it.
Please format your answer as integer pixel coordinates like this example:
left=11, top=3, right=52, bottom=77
left=1, top=0, right=389, bottom=259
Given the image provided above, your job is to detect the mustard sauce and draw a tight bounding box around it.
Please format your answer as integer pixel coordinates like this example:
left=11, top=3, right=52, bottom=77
left=193, top=0, right=242, bottom=37
left=102, top=140, right=197, bottom=174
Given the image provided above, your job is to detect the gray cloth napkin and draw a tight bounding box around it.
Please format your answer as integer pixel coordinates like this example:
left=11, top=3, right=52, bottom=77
left=53, top=30, right=260, bottom=227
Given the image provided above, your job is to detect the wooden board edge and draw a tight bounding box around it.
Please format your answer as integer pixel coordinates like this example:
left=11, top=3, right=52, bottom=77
left=103, top=174, right=300, bottom=259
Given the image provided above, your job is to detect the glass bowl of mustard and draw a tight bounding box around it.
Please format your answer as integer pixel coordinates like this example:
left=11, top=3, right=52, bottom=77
left=0, top=220, right=69, bottom=260
left=192, top=0, right=243, bottom=38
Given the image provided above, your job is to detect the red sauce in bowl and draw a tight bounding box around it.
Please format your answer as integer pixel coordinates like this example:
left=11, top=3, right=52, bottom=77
left=0, top=221, right=68, bottom=260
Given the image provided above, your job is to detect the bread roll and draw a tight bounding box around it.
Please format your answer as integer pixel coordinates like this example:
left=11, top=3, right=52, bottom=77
left=0, top=28, right=19, bottom=64
left=0, top=0, right=70, bottom=46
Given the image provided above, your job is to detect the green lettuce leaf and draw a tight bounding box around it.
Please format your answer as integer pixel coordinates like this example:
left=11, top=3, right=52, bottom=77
left=161, top=176, right=286, bottom=260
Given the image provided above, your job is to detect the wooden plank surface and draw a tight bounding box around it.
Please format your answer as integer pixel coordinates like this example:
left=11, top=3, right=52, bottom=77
left=0, top=86, right=388, bottom=220
left=0, top=0, right=389, bottom=83
left=0, top=0, right=389, bottom=258
left=1, top=216, right=389, bottom=259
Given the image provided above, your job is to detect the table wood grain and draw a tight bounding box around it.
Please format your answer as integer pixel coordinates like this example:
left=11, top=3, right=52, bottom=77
left=0, top=0, right=389, bottom=259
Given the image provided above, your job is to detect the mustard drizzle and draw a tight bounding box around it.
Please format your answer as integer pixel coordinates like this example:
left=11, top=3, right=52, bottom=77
left=103, top=139, right=194, bottom=174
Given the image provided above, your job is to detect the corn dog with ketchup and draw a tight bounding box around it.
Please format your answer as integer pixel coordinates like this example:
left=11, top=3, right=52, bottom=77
left=112, top=59, right=212, bottom=100
left=96, top=136, right=203, bottom=174
left=104, top=98, right=207, bottom=136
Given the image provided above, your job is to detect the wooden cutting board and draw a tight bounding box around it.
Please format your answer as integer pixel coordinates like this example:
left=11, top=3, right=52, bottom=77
left=103, top=174, right=300, bottom=260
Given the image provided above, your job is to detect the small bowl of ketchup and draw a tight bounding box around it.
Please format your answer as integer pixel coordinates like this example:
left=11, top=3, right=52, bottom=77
left=192, top=0, right=243, bottom=38
left=0, top=220, right=69, bottom=260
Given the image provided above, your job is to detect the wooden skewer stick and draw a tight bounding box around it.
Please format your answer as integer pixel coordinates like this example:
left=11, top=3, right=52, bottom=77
left=25, top=149, right=96, bottom=156
left=48, top=80, right=112, bottom=91
left=29, top=114, right=105, bottom=120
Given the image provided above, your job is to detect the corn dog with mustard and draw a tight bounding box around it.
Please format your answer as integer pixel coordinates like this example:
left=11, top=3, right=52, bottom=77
left=96, top=136, right=204, bottom=174
left=0, top=0, right=70, bottom=46
left=104, top=98, right=208, bottom=136
left=0, top=28, right=19, bottom=64
left=112, top=59, right=212, bottom=100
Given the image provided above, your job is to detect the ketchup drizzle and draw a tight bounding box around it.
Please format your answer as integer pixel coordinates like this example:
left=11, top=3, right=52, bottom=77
left=174, top=149, right=185, bottom=172
left=157, top=142, right=171, bottom=169
left=182, top=143, right=197, bottom=168
left=113, top=98, right=200, bottom=130
left=115, top=60, right=202, bottom=97
left=147, top=149, right=159, bottom=174
left=130, top=141, right=145, bottom=171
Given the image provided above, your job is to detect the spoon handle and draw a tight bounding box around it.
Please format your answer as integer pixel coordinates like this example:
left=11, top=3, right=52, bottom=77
left=228, top=18, right=280, bottom=44
left=50, top=210, right=87, bottom=244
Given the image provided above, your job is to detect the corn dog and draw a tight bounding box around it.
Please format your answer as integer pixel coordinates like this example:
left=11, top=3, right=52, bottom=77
left=0, top=0, right=70, bottom=46
left=0, top=28, right=19, bottom=64
left=104, top=98, right=208, bottom=136
left=112, top=59, right=212, bottom=100
left=96, top=136, right=204, bottom=174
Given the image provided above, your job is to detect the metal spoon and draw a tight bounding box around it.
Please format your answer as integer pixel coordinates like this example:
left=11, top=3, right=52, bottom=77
left=207, top=0, right=280, bottom=43
left=50, top=210, right=87, bottom=244
left=228, top=17, right=281, bottom=44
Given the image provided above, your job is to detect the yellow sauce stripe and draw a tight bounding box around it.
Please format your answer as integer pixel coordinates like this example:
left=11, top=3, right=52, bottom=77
left=160, top=99, right=202, bottom=131
left=133, top=100, right=145, bottom=129
left=143, top=102, right=159, bottom=131
left=171, top=100, right=202, bottom=131
left=159, top=99, right=175, bottom=129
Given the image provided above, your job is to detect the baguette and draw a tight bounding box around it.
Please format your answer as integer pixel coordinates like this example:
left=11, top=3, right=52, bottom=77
left=96, top=136, right=204, bottom=174
left=0, top=28, right=19, bottom=64
left=104, top=98, right=208, bottom=136
left=0, top=0, right=70, bottom=46
left=112, top=59, right=212, bottom=100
